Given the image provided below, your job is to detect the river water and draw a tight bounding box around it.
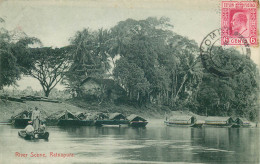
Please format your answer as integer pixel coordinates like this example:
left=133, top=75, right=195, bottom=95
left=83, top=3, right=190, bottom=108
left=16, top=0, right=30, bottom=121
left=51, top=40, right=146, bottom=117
left=0, top=119, right=259, bottom=164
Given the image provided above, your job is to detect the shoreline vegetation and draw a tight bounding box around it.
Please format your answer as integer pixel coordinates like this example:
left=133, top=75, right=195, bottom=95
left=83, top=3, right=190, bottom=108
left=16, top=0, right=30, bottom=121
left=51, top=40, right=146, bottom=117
left=1, top=17, right=259, bottom=123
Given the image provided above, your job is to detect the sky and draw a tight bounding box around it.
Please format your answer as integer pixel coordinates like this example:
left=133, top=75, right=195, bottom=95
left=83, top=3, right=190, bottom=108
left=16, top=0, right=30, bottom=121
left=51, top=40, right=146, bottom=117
left=0, top=0, right=259, bottom=91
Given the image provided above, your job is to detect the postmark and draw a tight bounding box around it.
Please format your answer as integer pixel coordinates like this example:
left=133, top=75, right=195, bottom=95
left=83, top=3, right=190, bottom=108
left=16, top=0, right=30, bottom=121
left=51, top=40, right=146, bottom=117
left=221, top=1, right=258, bottom=45
left=200, top=28, right=251, bottom=77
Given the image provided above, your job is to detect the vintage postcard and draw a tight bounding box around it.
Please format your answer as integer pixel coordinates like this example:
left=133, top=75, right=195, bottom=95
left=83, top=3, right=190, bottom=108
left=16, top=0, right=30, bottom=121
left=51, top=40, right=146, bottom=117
left=0, top=0, right=259, bottom=163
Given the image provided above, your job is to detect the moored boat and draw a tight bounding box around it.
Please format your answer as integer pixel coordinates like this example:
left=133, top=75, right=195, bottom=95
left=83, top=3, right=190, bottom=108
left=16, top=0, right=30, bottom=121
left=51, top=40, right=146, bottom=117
left=11, top=110, right=31, bottom=127
left=75, top=112, right=95, bottom=126
left=95, top=113, right=129, bottom=127
left=204, top=117, right=234, bottom=127
left=12, top=118, right=31, bottom=127
left=164, top=115, right=198, bottom=127
left=47, top=110, right=83, bottom=126
left=11, top=109, right=47, bottom=127
left=127, top=114, right=148, bottom=127
left=232, top=118, right=251, bottom=128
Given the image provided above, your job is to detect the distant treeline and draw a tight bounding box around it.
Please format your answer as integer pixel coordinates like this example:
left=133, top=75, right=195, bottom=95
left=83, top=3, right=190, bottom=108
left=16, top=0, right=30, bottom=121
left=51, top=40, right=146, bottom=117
left=0, top=17, right=259, bottom=120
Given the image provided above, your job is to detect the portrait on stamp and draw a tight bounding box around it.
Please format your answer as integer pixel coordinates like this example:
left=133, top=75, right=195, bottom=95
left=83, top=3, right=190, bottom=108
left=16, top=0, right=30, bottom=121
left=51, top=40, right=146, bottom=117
left=230, top=11, right=249, bottom=37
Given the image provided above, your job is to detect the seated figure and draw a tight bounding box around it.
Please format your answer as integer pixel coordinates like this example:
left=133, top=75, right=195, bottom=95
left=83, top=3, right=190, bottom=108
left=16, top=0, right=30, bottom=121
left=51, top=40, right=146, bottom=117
left=24, top=121, right=34, bottom=136
left=39, top=121, right=46, bottom=133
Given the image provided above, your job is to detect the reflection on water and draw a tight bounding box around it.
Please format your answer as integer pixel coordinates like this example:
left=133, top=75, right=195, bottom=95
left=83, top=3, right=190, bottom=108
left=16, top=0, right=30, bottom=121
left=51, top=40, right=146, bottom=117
left=0, top=119, right=259, bottom=164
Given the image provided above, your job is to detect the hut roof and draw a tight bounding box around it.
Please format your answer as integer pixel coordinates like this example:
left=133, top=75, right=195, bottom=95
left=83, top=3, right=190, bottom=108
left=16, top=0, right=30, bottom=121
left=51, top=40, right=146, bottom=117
left=12, top=109, right=48, bottom=119
left=73, top=112, right=87, bottom=120
left=205, top=116, right=233, bottom=122
left=235, top=118, right=250, bottom=124
left=127, top=114, right=146, bottom=122
left=12, top=109, right=31, bottom=119
left=168, top=115, right=195, bottom=124
left=48, top=110, right=80, bottom=120
left=109, top=113, right=126, bottom=120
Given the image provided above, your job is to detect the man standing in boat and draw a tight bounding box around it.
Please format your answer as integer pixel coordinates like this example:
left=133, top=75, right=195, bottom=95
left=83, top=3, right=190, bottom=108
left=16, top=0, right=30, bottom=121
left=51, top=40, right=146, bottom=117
left=31, top=107, right=41, bottom=131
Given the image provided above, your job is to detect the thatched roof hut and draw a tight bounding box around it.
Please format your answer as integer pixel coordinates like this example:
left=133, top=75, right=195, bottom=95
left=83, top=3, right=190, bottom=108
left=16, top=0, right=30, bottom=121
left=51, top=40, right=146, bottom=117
left=87, top=112, right=109, bottom=120
left=109, top=113, right=126, bottom=120
left=48, top=110, right=80, bottom=120
left=205, top=117, right=234, bottom=125
left=127, top=114, right=147, bottom=122
left=11, top=109, right=48, bottom=120
left=235, top=118, right=250, bottom=125
left=11, top=109, right=31, bottom=119
left=73, top=112, right=87, bottom=120
left=168, top=115, right=196, bottom=124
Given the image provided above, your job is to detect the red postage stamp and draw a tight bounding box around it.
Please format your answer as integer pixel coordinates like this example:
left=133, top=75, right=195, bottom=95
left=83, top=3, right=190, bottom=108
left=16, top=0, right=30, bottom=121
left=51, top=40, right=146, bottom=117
left=221, top=1, right=258, bottom=45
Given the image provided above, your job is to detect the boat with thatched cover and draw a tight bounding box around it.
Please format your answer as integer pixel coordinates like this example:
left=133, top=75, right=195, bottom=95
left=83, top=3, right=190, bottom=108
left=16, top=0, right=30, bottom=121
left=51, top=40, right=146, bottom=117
left=164, top=115, right=202, bottom=127
left=74, top=112, right=95, bottom=126
left=95, top=113, right=129, bottom=127
left=127, top=114, right=148, bottom=127
left=11, top=109, right=48, bottom=127
left=232, top=118, right=251, bottom=128
left=47, top=110, right=94, bottom=126
left=11, top=110, right=31, bottom=127
left=47, top=110, right=83, bottom=126
left=204, top=117, right=234, bottom=127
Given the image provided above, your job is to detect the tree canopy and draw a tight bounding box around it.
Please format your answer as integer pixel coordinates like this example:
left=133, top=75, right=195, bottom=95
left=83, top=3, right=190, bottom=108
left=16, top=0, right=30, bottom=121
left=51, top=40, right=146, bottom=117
left=27, top=46, right=72, bottom=97
left=0, top=18, right=40, bottom=89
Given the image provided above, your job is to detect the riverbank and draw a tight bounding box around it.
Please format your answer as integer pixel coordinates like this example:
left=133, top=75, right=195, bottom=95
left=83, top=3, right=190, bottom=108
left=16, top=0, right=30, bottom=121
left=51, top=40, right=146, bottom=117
left=0, top=98, right=172, bottom=122
left=1, top=98, right=257, bottom=127
left=0, top=100, right=85, bottom=122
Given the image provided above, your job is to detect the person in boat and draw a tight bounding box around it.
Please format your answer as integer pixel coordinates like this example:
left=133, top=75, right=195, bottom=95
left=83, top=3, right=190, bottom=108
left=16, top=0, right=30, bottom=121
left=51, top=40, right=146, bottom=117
left=31, top=107, right=41, bottom=131
left=39, top=121, right=46, bottom=133
left=24, top=121, right=34, bottom=136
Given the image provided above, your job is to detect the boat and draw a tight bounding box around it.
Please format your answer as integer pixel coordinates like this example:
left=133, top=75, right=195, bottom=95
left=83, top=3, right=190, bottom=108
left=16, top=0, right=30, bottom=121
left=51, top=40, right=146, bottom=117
left=18, top=131, right=49, bottom=140
left=11, top=110, right=32, bottom=127
left=47, top=110, right=94, bottom=126
left=204, top=116, right=234, bottom=127
left=95, top=113, right=129, bottom=127
left=12, top=118, right=31, bottom=127
left=164, top=115, right=200, bottom=127
left=232, top=118, right=251, bottom=128
left=11, top=109, right=47, bottom=127
left=127, top=114, right=148, bottom=127
left=75, top=112, right=95, bottom=126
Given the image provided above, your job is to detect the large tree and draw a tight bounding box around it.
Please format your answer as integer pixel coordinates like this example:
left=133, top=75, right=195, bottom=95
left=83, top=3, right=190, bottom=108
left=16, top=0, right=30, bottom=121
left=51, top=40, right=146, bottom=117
left=28, top=46, right=72, bottom=97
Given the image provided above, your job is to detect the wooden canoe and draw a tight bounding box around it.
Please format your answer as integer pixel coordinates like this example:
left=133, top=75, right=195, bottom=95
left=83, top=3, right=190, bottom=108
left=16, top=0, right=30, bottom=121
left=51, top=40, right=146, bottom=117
left=18, top=131, right=49, bottom=140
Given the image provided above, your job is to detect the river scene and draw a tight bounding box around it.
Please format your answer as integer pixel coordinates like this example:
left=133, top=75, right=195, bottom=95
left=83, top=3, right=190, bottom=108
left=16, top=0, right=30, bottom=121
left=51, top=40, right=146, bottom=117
left=1, top=1, right=260, bottom=164
left=0, top=120, right=259, bottom=164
